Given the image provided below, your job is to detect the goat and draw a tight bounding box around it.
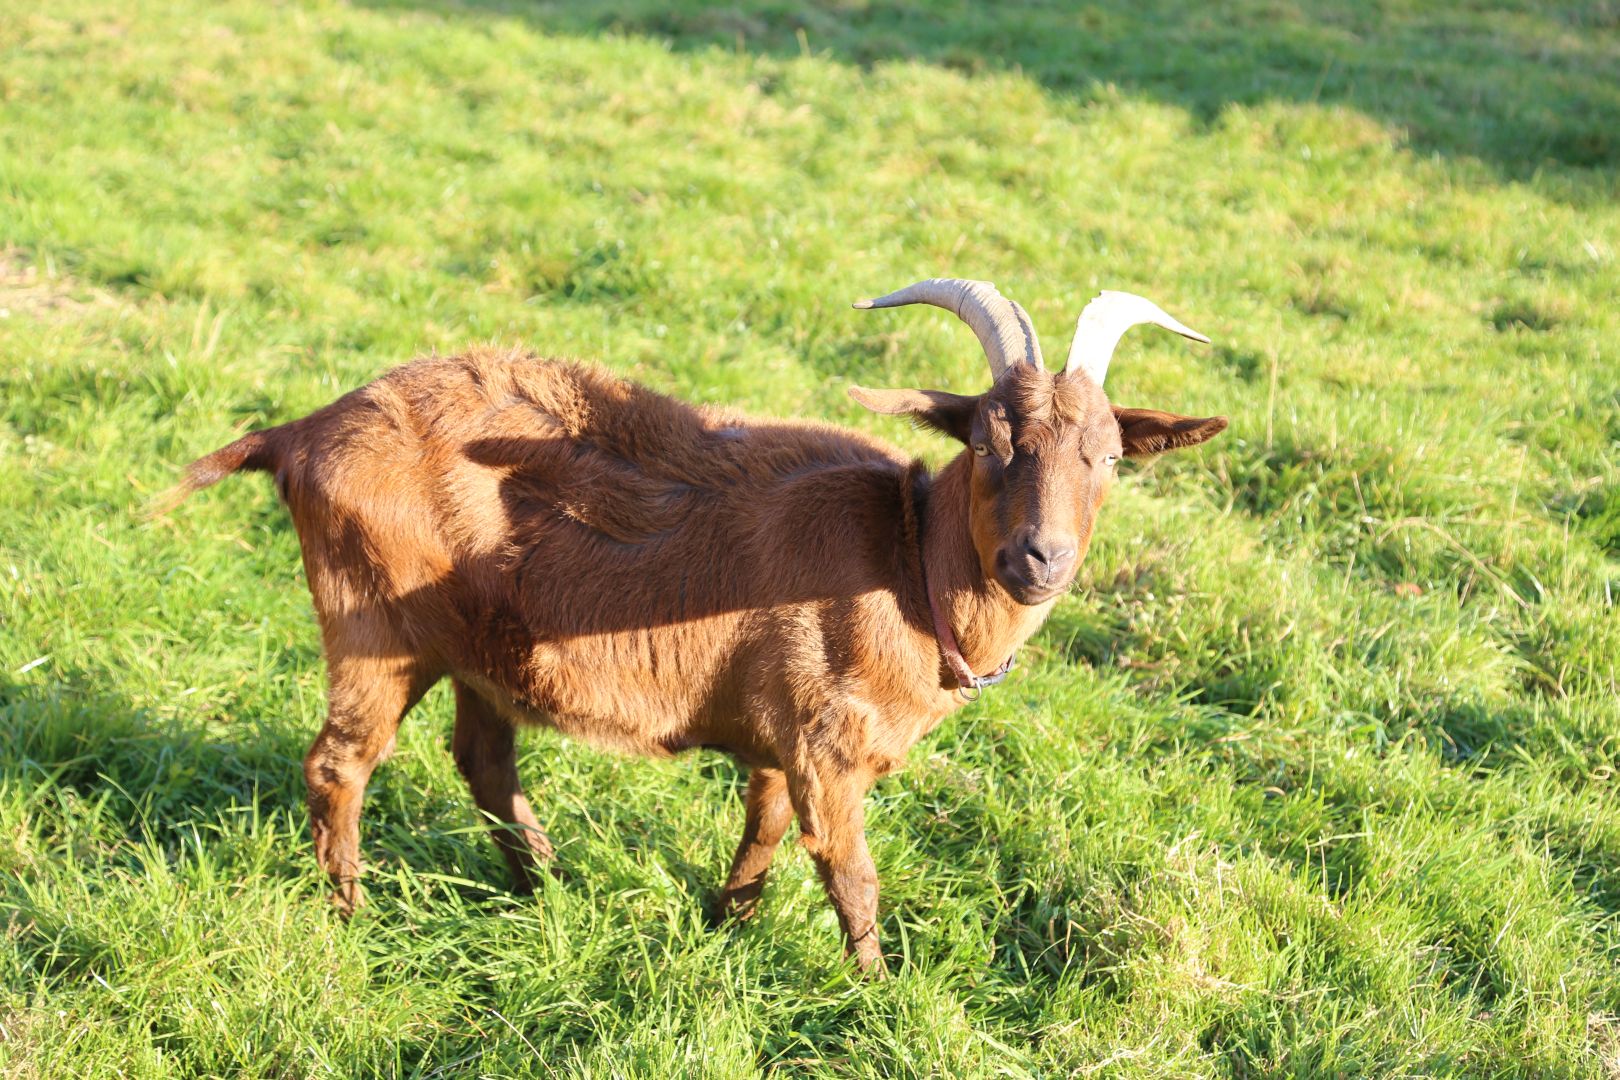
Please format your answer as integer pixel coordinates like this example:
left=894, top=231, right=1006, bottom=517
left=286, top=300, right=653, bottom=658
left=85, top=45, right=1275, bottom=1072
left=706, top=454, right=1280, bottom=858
left=170, top=279, right=1225, bottom=973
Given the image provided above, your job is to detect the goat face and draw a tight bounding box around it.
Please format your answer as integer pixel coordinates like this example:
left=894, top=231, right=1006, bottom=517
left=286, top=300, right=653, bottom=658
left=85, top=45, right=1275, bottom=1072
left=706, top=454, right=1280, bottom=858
left=853, top=365, right=1226, bottom=605
left=850, top=278, right=1227, bottom=606
left=971, top=365, right=1106, bottom=604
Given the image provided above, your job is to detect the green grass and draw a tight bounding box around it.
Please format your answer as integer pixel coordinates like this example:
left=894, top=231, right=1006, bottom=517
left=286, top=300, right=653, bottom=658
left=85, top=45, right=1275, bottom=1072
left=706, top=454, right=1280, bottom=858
left=2, top=0, right=1619, bottom=1075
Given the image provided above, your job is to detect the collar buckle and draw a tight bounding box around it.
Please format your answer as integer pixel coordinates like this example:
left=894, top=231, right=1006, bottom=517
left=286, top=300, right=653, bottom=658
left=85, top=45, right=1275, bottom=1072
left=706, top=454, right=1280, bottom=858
left=957, top=653, right=1016, bottom=702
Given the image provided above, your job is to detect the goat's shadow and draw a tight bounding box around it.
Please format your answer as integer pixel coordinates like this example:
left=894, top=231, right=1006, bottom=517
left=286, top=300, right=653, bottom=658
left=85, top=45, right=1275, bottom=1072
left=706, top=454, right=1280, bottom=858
left=355, top=0, right=1617, bottom=200
left=0, top=669, right=311, bottom=838
left=0, top=664, right=748, bottom=917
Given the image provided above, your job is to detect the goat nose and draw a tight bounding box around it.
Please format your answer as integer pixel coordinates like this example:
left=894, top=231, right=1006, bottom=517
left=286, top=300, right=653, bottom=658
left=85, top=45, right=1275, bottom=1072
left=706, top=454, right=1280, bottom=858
left=1024, top=536, right=1076, bottom=573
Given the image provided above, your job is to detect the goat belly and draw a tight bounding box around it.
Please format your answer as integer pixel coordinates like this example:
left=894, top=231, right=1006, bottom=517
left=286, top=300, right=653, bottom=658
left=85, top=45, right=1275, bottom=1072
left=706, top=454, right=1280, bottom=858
left=451, top=611, right=754, bottom=756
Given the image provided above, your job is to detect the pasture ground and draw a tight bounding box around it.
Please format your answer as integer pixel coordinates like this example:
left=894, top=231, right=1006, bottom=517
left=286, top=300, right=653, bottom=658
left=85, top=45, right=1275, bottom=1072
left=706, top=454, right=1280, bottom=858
left=2, top=1, right=1619, bottom=1075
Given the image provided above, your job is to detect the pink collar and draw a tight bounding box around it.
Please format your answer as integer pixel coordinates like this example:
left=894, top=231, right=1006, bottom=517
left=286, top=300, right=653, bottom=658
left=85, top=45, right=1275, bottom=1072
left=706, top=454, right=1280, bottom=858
left=921, top=546, right=1016, bottom=701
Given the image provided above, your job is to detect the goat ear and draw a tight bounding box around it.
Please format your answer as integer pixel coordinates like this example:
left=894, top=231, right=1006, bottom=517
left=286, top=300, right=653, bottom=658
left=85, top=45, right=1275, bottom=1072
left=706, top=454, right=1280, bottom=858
left=848, top=386, right=978, bottom=443
left=1114, top=406, right=1228, bottom=458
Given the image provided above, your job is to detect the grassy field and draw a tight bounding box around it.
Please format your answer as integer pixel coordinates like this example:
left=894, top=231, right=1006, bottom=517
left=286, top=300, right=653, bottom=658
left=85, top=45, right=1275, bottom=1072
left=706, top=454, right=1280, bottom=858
left=3, top=0, right=1619, bottom=1075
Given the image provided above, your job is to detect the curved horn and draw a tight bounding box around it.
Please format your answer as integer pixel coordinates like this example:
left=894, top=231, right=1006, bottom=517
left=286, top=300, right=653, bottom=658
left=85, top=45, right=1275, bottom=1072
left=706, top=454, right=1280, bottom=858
left=852, top=278, right=1043, bottom=382
left=1064, top=291, right=1210, bottom=385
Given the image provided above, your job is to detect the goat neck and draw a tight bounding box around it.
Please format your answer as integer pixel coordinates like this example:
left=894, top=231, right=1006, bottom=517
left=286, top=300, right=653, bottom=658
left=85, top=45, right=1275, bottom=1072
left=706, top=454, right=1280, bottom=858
left=917, top=452, right=1056, bottom=687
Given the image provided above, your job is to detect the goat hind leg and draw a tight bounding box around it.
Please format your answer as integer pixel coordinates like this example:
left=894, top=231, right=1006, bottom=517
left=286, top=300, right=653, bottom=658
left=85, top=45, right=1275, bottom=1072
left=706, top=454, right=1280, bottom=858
left=451, top=679, right=554, bottom=891
left=305, top=657, right=436, bottom=915
left=714, top=767, right=794, bottom=923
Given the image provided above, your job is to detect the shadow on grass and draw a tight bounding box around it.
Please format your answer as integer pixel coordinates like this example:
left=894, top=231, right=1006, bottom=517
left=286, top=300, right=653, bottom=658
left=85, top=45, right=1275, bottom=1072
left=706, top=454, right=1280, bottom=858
left=0, top=669, right=470, bottom=908
left=0, top=666, right=753, bottom=922
left=0, top=670, right=310, bottom=831
left=358, top=0, right=1618, bottom=199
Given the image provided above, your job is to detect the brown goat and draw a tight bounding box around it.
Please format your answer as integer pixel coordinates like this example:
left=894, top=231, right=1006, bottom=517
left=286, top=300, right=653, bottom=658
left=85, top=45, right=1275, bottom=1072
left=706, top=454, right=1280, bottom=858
left=172, top=279, right=1225, bottom=973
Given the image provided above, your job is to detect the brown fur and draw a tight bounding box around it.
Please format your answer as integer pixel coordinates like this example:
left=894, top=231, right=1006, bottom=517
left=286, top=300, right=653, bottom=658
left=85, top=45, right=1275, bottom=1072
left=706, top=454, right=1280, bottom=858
left=173, top=348, right=1225, bottom=973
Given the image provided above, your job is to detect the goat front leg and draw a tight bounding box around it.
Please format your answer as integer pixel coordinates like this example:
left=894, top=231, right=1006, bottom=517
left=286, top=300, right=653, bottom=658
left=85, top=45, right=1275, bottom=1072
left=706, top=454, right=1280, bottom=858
left=788, top=759, right=885, bottom=976
left=714, top=768, right=794, bottom=923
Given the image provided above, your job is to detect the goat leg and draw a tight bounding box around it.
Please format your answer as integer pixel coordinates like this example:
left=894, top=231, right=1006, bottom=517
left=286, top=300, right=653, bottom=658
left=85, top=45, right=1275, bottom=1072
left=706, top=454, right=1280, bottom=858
left=304, top=653, right=435, bottom=914
left=714, top=767, right=794, bottom=923
left=450, top=679, right=555, bottom=891
left=789, top=759, right=887, bottom=976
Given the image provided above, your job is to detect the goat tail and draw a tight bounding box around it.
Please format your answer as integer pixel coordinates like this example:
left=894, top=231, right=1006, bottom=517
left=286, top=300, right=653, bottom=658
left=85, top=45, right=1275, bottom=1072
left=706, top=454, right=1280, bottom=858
left=147, top=426, right=286, bottom=518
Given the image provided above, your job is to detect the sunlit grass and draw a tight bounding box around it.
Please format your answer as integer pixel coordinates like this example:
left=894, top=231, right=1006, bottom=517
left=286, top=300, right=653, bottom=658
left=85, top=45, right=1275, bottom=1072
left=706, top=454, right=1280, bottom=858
left=1, top=0, right=1618, bottom=1075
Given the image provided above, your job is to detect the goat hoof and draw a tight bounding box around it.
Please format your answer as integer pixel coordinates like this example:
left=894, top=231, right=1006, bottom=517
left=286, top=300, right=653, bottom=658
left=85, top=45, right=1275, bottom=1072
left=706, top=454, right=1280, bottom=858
left=850, top=940, right=887, bottom=979
left=708, top=887, right=763, bottom=928
left=857, top=955, right=889, bottom=980
left=328, top=880, right=363, bottom=917
left=705, top=899, right=745, bottom=929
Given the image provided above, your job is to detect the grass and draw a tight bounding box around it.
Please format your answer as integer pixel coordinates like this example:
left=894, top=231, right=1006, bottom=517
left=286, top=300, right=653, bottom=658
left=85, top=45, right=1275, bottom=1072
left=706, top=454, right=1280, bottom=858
left=1, top=0, right=1618, bottom=1075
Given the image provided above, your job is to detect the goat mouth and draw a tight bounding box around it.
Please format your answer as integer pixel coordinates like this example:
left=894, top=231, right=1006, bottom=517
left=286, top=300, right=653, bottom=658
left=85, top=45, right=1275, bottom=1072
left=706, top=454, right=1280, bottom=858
left=1009, top=582, right=1065, bottom=606
left=994, top=569, right=1068, bottom=606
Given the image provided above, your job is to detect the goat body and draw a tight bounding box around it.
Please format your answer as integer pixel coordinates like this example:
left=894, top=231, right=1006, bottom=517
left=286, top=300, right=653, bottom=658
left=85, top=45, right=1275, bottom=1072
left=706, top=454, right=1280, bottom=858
left=183, top=349, right=1035, bottom=971
left=180, top=277, right=1227, bottom=974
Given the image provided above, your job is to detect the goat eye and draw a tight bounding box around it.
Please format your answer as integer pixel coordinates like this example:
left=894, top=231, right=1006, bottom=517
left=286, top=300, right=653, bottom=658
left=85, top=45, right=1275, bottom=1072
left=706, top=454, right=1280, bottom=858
left=973, top=443, right=989, bottom=457
left=1103, top=453, right=1119, bottom=467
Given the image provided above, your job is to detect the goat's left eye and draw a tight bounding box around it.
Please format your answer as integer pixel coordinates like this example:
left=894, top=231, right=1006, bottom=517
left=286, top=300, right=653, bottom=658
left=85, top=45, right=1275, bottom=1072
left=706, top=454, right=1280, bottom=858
left=1103, top=453, right=1119, bottom=468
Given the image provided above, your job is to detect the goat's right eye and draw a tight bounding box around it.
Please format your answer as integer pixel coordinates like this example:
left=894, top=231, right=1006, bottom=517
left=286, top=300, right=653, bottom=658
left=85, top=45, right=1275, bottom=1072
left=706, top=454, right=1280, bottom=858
left=973, top=443, right=989, bottom=457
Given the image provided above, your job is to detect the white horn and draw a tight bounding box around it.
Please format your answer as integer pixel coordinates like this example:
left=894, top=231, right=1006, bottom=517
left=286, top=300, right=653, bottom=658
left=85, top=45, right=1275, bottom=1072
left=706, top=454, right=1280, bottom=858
left=853, top=277, right=1043, bottom=383
left=1063, top=290, right=1210, bottom=385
